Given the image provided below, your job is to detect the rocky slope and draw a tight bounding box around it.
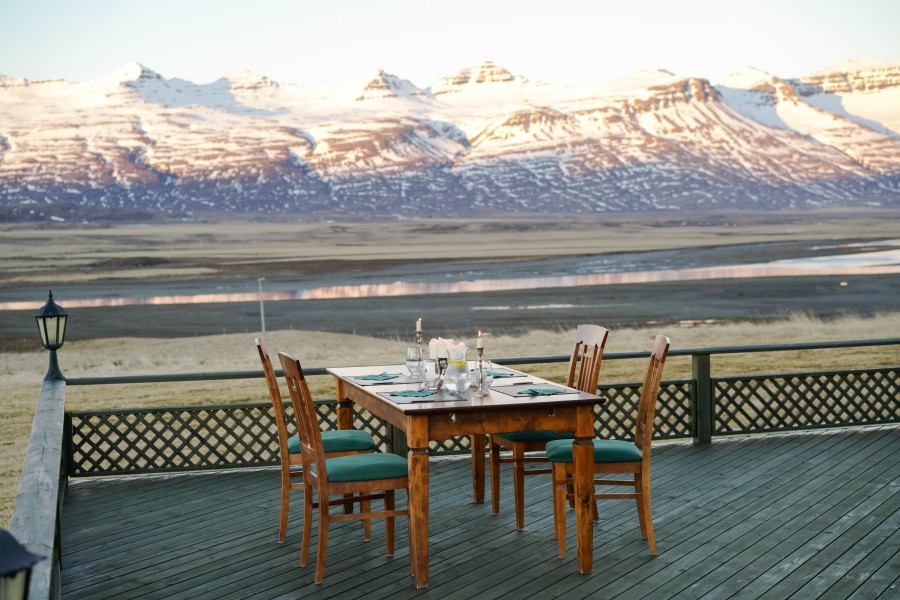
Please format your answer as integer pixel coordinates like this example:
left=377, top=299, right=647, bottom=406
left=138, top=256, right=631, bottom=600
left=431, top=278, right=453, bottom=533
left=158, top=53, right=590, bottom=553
left=0, top=60, right=898, bottom=221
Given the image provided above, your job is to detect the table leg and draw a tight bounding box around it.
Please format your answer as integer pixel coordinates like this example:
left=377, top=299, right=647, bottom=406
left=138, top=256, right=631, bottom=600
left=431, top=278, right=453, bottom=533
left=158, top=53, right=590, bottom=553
left=408, top=447, right=430, bottom=588
left=573, top=435, right=594, bottom=574
left=335, top=380, right=353, bottom=430
left=471, top=433, right=486, bottom=503
left=335, top=380, right=355, bottom=514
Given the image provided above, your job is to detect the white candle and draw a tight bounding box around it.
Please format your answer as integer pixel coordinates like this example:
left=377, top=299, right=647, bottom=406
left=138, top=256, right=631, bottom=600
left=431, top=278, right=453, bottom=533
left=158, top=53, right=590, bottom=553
left=476, top=331, right=484, bottom=350
left=429, top=338, right=438, bottom=359
left=416, top=317, right=422, bottom=332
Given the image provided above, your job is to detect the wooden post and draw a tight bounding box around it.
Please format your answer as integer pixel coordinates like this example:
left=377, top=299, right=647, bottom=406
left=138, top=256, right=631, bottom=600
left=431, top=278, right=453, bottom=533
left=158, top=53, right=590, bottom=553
left=9, top=378, right=67, bottom=600
left=692, top=353, right=713, bottom=444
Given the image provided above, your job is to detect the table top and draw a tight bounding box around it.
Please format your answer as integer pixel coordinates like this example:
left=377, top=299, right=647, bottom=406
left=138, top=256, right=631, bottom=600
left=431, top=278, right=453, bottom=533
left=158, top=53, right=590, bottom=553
left=327, top=363, right=604, bottom=414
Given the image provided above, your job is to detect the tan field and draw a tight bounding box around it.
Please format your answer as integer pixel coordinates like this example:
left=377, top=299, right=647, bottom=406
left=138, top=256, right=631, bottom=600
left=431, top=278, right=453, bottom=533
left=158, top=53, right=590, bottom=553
left=3, top=211, right=900, bottom=525
left=3, top=210, right=900, bottom=290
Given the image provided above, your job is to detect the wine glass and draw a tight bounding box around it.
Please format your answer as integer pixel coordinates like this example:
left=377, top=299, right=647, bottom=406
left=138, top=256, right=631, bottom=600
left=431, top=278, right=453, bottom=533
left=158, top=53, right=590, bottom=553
left=406, top=346, right=423, bottom=380
left=474, top=360, right=494, bottom=397
left=422, top=359, right=439, bottom=390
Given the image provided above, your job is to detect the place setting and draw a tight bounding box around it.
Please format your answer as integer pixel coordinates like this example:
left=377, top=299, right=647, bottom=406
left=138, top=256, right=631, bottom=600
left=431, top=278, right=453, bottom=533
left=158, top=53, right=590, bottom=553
left=374, top=320, right=504, bottom=404
left=489, top=382, right=585, bottom=398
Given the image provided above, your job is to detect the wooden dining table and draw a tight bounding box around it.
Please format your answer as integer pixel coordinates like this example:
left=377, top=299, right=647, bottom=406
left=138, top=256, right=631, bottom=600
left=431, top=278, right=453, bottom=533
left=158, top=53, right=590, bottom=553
left=328, top=363, right=605, bottom=589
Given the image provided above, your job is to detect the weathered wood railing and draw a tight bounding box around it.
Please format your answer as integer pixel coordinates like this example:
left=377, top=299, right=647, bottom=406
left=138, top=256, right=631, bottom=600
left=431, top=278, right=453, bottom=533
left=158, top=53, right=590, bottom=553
left=9, top=379, right=66, bottom=600
left=10, top=338, right=900, bottom=599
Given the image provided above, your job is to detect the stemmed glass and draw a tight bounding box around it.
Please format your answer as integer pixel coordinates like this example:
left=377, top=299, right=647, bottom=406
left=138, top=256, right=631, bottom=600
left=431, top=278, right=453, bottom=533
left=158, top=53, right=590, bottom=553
left=406, top=346, right=423, bottom=380
left=474, top=360, right=494, bottom=397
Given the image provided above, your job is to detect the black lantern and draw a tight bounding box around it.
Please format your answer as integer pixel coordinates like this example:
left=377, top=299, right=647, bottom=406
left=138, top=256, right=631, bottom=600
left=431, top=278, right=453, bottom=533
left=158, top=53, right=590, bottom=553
left=0, top=529, right=44, bottom=600
left=34, top=291, right=68, bottom=380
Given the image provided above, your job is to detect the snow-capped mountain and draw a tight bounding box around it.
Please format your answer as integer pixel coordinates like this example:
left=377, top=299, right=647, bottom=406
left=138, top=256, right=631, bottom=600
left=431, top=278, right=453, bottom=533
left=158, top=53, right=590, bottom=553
left=0, top=59, right=898, bottom=221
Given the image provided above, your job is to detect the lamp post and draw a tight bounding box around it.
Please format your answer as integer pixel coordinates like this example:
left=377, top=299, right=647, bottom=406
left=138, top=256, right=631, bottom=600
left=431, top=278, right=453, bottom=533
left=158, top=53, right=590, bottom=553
left=257, top=277, right=266, bottom=334
left=34, top=291, right=67, bottom=381
left=0, top=528, right=44, bottom=600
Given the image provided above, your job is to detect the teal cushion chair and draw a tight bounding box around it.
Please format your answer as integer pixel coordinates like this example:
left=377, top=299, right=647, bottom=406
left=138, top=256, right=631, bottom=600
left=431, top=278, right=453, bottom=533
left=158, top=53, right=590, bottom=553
left=546, top=335, right=670, bottom=557
left=256, top=338, right=377, bottom=543
left=279, top=352, right=410, bottom=583
left=488, top=324, right=609, bottom=529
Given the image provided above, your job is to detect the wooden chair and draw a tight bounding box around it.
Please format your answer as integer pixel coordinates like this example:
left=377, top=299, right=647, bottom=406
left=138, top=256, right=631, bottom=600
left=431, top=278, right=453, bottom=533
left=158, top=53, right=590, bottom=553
left=256, top=338, right=377, bottom=543
left=489, top=324, right=609, bottom=529
left=546, top=334, right=670, bottom=556
left=278, top=352, right=410, bottom=583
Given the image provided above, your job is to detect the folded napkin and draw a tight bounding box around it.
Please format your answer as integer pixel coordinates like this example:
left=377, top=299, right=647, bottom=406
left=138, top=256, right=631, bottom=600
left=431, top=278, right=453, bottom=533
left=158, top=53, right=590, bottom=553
left=521, top=388, right=564, bottom=396
left=492, top=372, right=518, bottom=378
left=390, top=390, right=436, bottom=398
left=356, top=374, right=399, bottom=381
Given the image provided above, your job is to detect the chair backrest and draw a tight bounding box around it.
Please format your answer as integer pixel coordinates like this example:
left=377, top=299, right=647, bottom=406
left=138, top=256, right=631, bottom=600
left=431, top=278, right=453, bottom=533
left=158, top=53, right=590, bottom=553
left=634, top=335, right=670, bottom=455
left=566, top=324, right=610, bottom=394
left=278, top=352, right=328, bottom=479
left=256, top=337, right=293, bottom=459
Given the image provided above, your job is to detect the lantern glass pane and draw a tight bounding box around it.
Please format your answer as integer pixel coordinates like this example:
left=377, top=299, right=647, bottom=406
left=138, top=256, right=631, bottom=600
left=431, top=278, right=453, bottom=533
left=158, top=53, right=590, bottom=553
left=36, top=319, right=49, bottom=349
left=57, top=314, right=67, bottom=347
left=0, top=569, right=30, bottom=599
left=45, top=317, right=60, bottom=348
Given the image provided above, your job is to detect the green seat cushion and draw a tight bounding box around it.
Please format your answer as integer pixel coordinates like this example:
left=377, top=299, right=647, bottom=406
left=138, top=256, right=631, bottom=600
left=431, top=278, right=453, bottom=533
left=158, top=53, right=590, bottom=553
left=286, top=429, right=376, bottom=454
left=324, top=453, right=409, bottom=483
left=545, top=439, right=643, bottom=463
left=494, top=430, right=574, bottom=443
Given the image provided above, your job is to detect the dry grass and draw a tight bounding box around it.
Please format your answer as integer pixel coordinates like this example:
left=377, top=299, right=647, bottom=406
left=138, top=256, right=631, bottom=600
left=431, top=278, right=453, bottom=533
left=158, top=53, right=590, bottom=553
left=2, top=312, right=899, bottom=526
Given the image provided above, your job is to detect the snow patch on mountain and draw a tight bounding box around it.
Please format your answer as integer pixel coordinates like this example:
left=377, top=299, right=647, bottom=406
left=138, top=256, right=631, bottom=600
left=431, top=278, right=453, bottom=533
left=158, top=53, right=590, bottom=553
left=1, top=59, right=898, bottom=221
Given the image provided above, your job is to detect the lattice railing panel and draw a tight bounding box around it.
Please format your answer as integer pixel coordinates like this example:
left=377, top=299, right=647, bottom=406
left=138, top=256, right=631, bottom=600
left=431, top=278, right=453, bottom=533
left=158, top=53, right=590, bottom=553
left=597, top=380, right=692, bottom=440
left=69, top=380, right=694, bottom=475
left=70, top=400, right=393, bottom=475
left=70, top=403, right=278, bottom=475
left=714, top=367, right=900, bottom=435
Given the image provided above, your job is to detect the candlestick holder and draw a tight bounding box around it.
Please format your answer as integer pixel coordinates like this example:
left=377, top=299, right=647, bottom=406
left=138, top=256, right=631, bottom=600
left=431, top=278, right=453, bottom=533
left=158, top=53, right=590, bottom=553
left=475, top=347, right=490, bottom=397
left=415, top=330, right=424, bottom=374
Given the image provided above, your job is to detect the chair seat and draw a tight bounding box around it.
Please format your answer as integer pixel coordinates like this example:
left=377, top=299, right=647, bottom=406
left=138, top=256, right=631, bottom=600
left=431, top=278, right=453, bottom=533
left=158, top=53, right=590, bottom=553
left=494, top=430, right=574, bottom=443
left=287, top=429, right=377, bottom=454
left=545, top=439, right=642, bottom=463
left=322, top=453, right=409, bottom=483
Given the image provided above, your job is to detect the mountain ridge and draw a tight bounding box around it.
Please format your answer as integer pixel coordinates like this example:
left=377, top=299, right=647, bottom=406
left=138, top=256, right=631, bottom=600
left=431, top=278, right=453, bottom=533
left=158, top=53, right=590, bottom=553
left=0, top=60, right=898, bottom=222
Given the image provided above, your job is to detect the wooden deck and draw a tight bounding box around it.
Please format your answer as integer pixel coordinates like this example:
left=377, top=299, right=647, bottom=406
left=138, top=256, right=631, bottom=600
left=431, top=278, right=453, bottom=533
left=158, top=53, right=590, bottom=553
left=60, top=426, right=900, bottom=599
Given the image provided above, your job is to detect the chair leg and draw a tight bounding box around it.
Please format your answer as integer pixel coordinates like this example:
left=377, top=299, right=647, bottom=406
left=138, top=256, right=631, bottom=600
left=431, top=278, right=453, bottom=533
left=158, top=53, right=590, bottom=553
left=278, top=470, right=291, bottom=543
left=552, top=463, right=567, bottom=558
left=362, top=499, right=372, bottom=540
left=489, top=439, right=501, bottom=514
left=640, top=471, right=656, bottom=555
left=407, top=487, right=415, bottom=578
left=513, top=443, right=526, bottom=530
left=592, top=494, right=599, bottom=522
left=385, top=489, right=395, bottom=556
left=315, top=492, right=330, bottom=583
left=634, top=474, right=647, bottom=539
left=300, top=480, right=313, bottom=566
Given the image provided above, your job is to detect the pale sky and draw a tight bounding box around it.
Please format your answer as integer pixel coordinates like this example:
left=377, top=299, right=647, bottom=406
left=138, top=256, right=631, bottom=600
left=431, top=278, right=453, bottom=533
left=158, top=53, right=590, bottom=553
left=1, top=0, right=898, bottom=88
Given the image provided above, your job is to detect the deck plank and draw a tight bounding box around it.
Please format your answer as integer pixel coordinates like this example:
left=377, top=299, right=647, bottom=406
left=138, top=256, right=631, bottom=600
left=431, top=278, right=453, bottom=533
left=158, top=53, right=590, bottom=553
left=61, top=426, right=900, bottom=599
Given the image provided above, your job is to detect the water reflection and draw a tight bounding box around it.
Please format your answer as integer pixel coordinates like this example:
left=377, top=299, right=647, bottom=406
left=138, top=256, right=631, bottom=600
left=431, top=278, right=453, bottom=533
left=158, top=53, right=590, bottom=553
left=3, top=247, right=899, bottom=311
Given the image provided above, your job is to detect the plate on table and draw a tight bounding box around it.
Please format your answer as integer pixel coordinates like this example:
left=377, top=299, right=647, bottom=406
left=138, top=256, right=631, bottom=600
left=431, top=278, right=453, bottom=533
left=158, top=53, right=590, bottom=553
left=491, top=382, right=581, bottom=398
left=378, top=388, right=470, bottom=404
left=349, top=373, right=422, bottom=386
